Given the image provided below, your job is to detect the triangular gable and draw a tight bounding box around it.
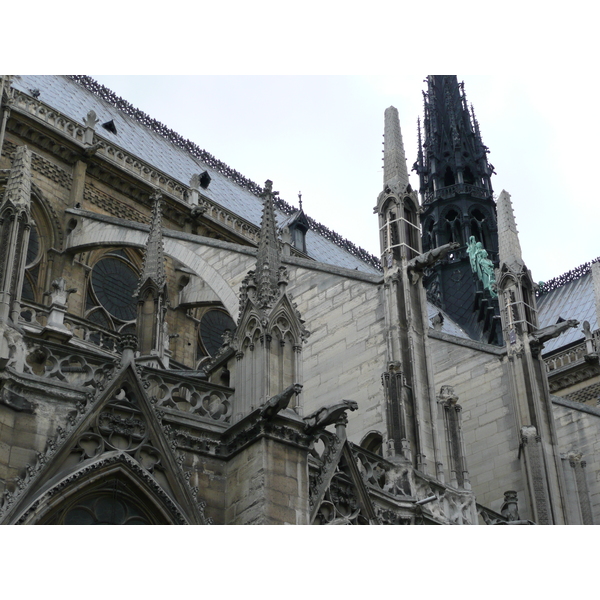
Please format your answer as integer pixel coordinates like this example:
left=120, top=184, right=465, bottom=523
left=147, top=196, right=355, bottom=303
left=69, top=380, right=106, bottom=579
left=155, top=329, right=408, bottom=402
left=0, top=361, right=210, bottom=524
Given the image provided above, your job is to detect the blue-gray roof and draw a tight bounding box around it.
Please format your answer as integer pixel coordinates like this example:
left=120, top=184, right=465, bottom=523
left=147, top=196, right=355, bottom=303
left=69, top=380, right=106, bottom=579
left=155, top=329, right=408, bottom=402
left=11, top=75, right=381, bottom=275
left=537, top=272, right=595, bottom=354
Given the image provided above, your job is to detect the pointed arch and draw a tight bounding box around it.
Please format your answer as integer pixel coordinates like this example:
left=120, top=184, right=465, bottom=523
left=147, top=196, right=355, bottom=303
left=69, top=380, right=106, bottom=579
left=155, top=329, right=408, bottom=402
left=17, top=453, right=188, bottom=525
left=1, top=362, right=210, bottom=525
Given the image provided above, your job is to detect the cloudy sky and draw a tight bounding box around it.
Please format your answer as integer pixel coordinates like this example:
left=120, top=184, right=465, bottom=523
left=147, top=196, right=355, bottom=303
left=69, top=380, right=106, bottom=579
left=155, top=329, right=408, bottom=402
left=90, top=74, right=599, bottom=283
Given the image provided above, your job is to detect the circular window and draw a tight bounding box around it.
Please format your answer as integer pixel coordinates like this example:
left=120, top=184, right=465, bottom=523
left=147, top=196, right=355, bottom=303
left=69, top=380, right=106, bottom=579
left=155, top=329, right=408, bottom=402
left=91, top=257, right=138, bottom=321
left=200, top=310, right=236, bottom=356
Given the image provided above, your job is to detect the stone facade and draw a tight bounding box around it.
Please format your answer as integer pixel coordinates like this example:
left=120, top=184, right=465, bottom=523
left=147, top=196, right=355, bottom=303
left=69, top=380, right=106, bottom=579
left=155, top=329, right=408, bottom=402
left=1, top=75, right=599, bottom=525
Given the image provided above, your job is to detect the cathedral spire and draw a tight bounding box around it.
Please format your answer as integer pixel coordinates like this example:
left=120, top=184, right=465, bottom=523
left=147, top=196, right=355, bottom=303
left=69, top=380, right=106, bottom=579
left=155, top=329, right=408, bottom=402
left=416, top=76, right=501, bottom=345
left=135, top=189, right=167, bottom=297
left=383, top=106, right=409, bottom=194
left=255, top=180, right=282, bottom=309
left=496, top=190, right=524, bottom=272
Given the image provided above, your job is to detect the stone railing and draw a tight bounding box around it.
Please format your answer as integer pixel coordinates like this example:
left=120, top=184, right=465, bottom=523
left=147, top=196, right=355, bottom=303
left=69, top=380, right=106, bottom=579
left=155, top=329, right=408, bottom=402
left=20, top=301, right=122, bottom=353
left=21, top=338, right=117, bottom=390
left=544, top=330, right=600, bottom=373
left=11, top=90, right=87, bottom=144
left=144, top=371, right=232, bottom=425
left=350, top=443, right=394, bottom=493
left=544, top=342, right=588, bottom=372
left=424, top=183, right=492, bottom=204
left=11, top=89, right=261, bottom=245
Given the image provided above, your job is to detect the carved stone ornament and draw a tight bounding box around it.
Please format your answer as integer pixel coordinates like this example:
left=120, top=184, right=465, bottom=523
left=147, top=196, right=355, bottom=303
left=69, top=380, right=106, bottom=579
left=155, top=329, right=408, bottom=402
left=500, top=490, right=520, bottom=521
left=304, top=400, right=358, bottom=434
left=83, top=110, right=99, bottom=129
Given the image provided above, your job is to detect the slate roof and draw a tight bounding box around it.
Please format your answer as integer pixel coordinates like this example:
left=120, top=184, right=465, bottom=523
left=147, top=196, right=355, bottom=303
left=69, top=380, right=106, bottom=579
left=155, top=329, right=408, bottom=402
left=11, top=75, right=381, bottom=275
left=537, top=271, right=596, bottom=354
left=426, top=303, right=471, bottom=340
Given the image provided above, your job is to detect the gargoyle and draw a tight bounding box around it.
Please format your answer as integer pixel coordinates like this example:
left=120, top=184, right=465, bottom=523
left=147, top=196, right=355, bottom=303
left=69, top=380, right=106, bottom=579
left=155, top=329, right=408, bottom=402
left=259, top=383, right=303, bottom=420
left=303, top=399, right=358, bottom=434
left=407, top=242, right=460, bottom=283
left=529, top=319, right=579, bottom=347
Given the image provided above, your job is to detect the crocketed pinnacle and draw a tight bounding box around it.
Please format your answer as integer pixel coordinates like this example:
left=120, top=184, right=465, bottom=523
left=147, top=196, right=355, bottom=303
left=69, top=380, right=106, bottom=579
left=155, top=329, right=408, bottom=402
left=1, top=145, right=32, bottom=212
left=496, top=190, right=524, bottom=271
left=135, top=189, right=167, bottom=297
left=383, top=106, right=409, bottom=193
left=255, top=180, right=282, bottom=308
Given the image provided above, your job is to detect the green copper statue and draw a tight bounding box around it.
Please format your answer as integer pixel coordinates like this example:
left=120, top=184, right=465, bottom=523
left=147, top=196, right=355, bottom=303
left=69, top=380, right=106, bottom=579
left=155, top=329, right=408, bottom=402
left=467, top=236, right=497, bottom=298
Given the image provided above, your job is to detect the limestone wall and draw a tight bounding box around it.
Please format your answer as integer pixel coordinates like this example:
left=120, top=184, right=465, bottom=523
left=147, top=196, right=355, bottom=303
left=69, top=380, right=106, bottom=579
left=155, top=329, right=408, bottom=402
left=552, top=398, right=600, bottom=523
left=428, top=333, right=527, bottom=516
left=288, top=265, right=387, bottom=444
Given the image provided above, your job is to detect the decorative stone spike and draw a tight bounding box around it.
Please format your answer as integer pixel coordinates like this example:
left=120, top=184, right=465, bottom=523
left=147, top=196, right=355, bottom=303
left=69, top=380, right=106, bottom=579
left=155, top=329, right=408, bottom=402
left=135, top=189, right=167, bottom=297
left=255, top=180, right=282, bottom=309
left=496, top=189, right=524, bottom=271
left=383, top=107, right=409, bottom=193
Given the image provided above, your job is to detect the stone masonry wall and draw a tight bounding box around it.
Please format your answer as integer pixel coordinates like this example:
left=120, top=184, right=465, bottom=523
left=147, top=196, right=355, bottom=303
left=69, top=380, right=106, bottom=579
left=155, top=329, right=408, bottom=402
left=552, top=398, right=600, bottom=523
left=288, top=266, right=387, bottom=444
left=224, top=436, right=309, bottom=524
left=428, top=334, right=526, bottom=516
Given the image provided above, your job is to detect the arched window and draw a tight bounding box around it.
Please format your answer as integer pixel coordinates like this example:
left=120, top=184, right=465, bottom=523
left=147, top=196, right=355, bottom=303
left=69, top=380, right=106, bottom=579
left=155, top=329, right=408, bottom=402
left=443, top=209, right=463, bottom=246
left=197, top=308, right=236, bottom=358
left=381, top=199, right=401, bottom=263
left=37, top=474, right=174, bottom=525
left=463, top=165, right=475, bottom=185
left=423, top=219, right=436, bottom=252
left=444, top=167, right=455, bottom=187
left=360, top=432, right=383, bottom=456
left=469, top=208, right=491, bottom=250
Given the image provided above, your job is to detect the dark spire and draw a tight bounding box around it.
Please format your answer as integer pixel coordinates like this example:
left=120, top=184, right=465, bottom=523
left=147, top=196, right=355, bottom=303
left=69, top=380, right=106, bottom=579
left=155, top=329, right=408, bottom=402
left=416, top=76, right=501, bottom=345
left=414, top=76, right=494, bottom=204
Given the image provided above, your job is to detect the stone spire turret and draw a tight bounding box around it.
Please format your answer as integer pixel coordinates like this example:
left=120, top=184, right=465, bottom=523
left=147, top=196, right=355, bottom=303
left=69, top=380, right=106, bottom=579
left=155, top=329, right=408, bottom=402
left=231, top=180, right=308, bottom=419
left=383, top=106, right=409, bottom=194
left=0, top=145, right=33, bottom=323
left=496, top=190, right=524, bottom=273
left=136, top=189, right=167, bottom=297
left=134, top=189, right=170, bottom=367
left=255, top=179, right=282, bottom=309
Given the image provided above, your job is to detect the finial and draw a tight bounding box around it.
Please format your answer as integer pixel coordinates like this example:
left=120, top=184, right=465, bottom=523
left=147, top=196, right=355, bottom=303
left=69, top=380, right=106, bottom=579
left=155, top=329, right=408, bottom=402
left=298, top=191, right=303, bottom=211
left=383, top=106, right=409, bottom=192
left=135, top=189, right=167, bottom=297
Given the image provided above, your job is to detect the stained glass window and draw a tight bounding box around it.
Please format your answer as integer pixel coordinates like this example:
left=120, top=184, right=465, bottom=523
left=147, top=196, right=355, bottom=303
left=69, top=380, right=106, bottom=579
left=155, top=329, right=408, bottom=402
left=91, top=257, right=138, bottom=321
left=199, top=309, right=235, bottom=356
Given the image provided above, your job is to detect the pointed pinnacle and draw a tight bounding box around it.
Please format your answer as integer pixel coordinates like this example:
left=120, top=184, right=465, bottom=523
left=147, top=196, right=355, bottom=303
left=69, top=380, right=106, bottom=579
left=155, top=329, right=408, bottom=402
left=135, top=189, right=167, bottom=296
left=383, top=106, right=409, bottom=193
left=496, top=190, right=524, bottom=270
left=255, top=180, right=282, bottom=307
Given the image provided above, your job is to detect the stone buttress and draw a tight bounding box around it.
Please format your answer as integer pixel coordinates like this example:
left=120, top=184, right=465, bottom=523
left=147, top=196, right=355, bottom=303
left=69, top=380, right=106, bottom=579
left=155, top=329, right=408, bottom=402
left=376, top=107, right=471, bottom=492
left=495, top=190, right=572, bottom=524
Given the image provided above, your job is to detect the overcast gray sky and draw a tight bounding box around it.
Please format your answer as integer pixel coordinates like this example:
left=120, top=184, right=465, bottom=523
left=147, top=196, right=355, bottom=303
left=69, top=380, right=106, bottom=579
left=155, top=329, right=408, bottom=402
left=91, top=74, right=599, bottom=283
